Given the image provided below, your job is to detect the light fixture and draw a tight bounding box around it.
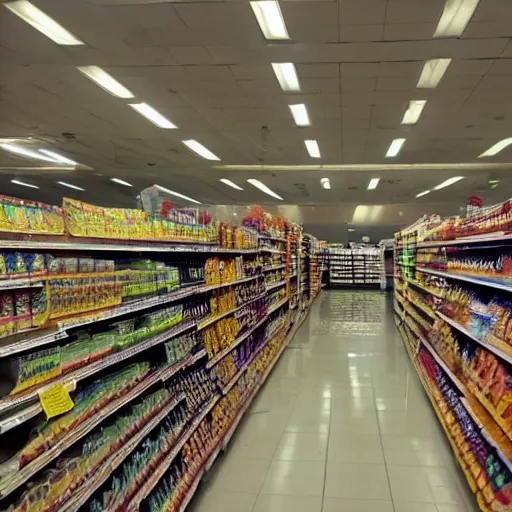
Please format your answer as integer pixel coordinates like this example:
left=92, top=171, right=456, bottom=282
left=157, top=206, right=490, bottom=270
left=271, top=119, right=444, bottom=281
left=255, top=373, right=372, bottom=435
left=401, top=100, right=427, bottom=125
left=1, top=143, right=61, bottom=163
left=320, top=178, right=330, bottom=189
left=11, top=179, right=39, bottom=189
left=348, top=228, right=356, bottom=232
left=249, top=0, right=290, bottom=40
left=368, top=178, right=380, bottom=190
left=129, top=103, right=177, bottom=129
left=386, top=138, right=406, bottom=158
left=220, top=179, right=243, bottom=191
left=77, top=66, right=134, bottom=99
left=289, top=104, right=311, bottom=127
left=154, top=184, right=201, bottom=204
left=57, top=181, right=85, bottom=191
left=4, top=0, right=84, bottom=45
left=247, top=179, right=283, bottom=200
left=39, top=149, right=77, bottom=165
left=479, top=138, right=512, bottom=158
left=434, top=176, right=464, bottom=190
left=110, top=178, right=133, bottom=187
left=416, top=190, right=431, bottom=198
left=305, top=140, right=320, bottom=158
left=271, top=63, right=300, bottom=92
left=433, top=0, right=480, bottom=38
left=417, top=59, right=452, bottom=88
left=182, top=140, right=220, bottom=161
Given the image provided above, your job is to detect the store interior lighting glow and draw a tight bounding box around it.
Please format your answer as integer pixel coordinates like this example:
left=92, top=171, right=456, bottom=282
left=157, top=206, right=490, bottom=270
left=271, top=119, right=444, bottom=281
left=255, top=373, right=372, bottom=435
left=367, top=178, right=380, bottom=190
left=433, top=0, right=480, bottom=38
left=250, top=1, right=290, bottom=40
left=220, top=179, right=243, bottom=191
left=416, top=190, right=431, bottom=198
left=479, top=138, right=512, bottom=158
left=320, top=178, right=330, bottom=189
left=272, top=63, right=300, bottom=92
left=401, top=100, right=427, bottom=125
left=247, top=179, right=283, bottom=200
left=1, top=143, right=61, bottom=163
left=434, top=176, right=464, bottom=190
left=77, top=66, right=134, bottom=99
left=129, top=103, right=177, bottom=129
left=305, top=140, right=320, bottom=158
left=11, top=179, right=39, bottom=189
left=182, top=140, right=220, bottom=161
left=289, top=104, right=311, bottom=127
left=39, top=149, right=77, bottom=165
left=154, top=184, right=201, bottom=204
left=386, top=138, right=406, bottom=158
left=4, top=0, right=84, bottom=45
left=348, top=228, right=356, bottom=232
left=57, top=181, right=85, bottom=191
left=417, top=59, right=452, bottom=88
left=110, top=178, right=133, bottom=187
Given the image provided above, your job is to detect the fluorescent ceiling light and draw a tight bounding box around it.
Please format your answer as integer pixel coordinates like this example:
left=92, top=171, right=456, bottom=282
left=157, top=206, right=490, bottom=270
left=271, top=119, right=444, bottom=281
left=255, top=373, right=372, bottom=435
left=57, top=181, right=85, bottom=191
left=250, top=0, right=289, bottom=40
left=434, top=176, right=464, bottom=190
left=129, top=103, right=177, bottom=129
left=368, top=178, right=380, bottom=190
left=479, top=138, right=512, bottom=158
left=11, top=179, right=39, bottom=189
left=417, top=59, right=452, bottom=88
left=305, top=140, right=320, bottom=158
left=386, top=138, right=406, bottom=158
left=348, top=228, right=356, bottom=232
left=433, top=0, right=480, bottom=38
left=4, top=0, right=84, bottom=45
left=1, top=143, right=60, bottom=163
left=111, top=178, right=133, bottom=187
left=183, top=140, right=220, bottom=161
left=77, top=66, right=134, bottom=99
left=247, top=179, right=283, bottom=200
left=401, top=100, right=427, bottom=125
left=289, top=104, right=311, bottom=127
left=39, top=149, right=77, bottom=165
left=154, top=184, right=201, bottom=204
left=320, top=178, right=330, bottom=190
left=416, top=190, right=431, bottom=198
left=220, top=179, right=243, bottom=191
left=272, top=63, right=300, bottom=92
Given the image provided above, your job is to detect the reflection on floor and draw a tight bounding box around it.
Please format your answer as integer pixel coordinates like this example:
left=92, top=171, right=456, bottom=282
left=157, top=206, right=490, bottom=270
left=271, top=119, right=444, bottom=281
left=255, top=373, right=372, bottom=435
left=188, top=290, right=477, bottom=512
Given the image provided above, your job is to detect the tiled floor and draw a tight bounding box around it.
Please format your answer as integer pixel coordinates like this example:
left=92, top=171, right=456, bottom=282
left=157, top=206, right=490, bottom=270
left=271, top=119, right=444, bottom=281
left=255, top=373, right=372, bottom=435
left=188, top=291, right=477, bottom=512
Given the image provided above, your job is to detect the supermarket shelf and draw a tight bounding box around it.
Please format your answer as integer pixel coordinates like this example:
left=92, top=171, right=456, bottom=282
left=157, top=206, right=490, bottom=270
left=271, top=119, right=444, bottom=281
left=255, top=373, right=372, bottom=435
left=0, top=237, right=261, bottom=254
left=417, top=232, right=512, bottom=248
left=404, top=276, right=445, bottom=299
left=60, top=393, right=186, bottom=512
left=128, top=395, right=220, bottom=508
left=437, top=312, right=512, bottom=365
left=0, top=356, right=191, bottom=498
left=0, top=276, right=260, bottom=358
left=0, top=278, right=45, bottom=291
left=263, top=264, right=285, bottom=272
left=258, top=234, right=286, bottom=243
left=260, top=248, right=285, bottom=255
left=417, top=267, right=512, bottom=293
left=0, top=402, right=41, bottom=436
left=0, top=319, right=197, bottom=415
left=266, top=280, right=286, bottom=292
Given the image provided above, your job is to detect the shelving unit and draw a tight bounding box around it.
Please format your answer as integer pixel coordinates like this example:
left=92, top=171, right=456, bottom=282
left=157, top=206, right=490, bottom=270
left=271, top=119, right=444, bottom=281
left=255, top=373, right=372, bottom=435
left=0, top=195, right=323, bottom=512
left=394, top=201, right=512, bottom=512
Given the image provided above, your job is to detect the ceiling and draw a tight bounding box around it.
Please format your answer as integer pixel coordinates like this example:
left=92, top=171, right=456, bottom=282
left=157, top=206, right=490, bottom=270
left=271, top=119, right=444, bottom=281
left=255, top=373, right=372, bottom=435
left=0, top=0, right=511, bottom=208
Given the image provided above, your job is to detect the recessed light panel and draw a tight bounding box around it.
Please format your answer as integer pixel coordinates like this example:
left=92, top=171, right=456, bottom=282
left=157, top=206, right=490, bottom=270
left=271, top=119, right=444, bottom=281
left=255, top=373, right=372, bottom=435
left=154, top=184, right=201, bottom=204
left=401, top=100, right=427, bottom=125
left=289, top=104, right=311, bottom=127
left=479, top=138, right=512, bottom=158
left=11, top=179, right=39, bottom=189
left=183, top=140, right=220, bottom=161
left=220, top=179, right=243, bottom=191
left=304, top=140, right=320, bottom=158
left=1, top=143, right=61, bottom=163
left=247, top=179, right=283, bottom=200
left=39, top=149, right=77, bottom=165
left=320, top=178, right=330, bottom=189
left=416, top=190, right=431, bottom=198
left=433, top=0, right=480, bottom=38
left=417, top=59, right=452, bottom=88
left=111, top=178, right=133, bottom=187
left=77, top=66, right=134, bottom=99
left=4, top=0, right=84, bottom=45
left=367, top=178, right=380, bottom=190
left=250, top=0, right=290, bottom=40
left=129, top=103, right=177, bottom=129
left=57, top=181, right=85, bottom=191
left=434, top=176, right=464, bottom=190
left=386, top=138, right=406, bottom=158
left=272, top=63, right=300, bottom=92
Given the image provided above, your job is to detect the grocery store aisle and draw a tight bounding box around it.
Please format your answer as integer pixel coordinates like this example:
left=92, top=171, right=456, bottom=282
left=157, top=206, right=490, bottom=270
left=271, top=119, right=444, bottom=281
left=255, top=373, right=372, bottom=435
left=188, top=291, right=476, bottom=512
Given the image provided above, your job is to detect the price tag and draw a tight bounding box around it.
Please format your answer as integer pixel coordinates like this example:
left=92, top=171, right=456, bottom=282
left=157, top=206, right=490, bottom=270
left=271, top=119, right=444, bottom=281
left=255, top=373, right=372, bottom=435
left=39, top=383, right=75, bottom=420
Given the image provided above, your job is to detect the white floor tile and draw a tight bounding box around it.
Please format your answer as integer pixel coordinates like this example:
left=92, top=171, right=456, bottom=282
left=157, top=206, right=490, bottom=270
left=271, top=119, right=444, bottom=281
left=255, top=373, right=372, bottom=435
left=252, top=495, right=322, bottom=512
left=322, top=498, right=394, bottom=512
left=274, top=432, right=328, bottom=462
left=328, top=433, right=385, bottom=464
left=260, top=460, right=325, bottom=497
left=187, top=491, right=257, bottom=512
